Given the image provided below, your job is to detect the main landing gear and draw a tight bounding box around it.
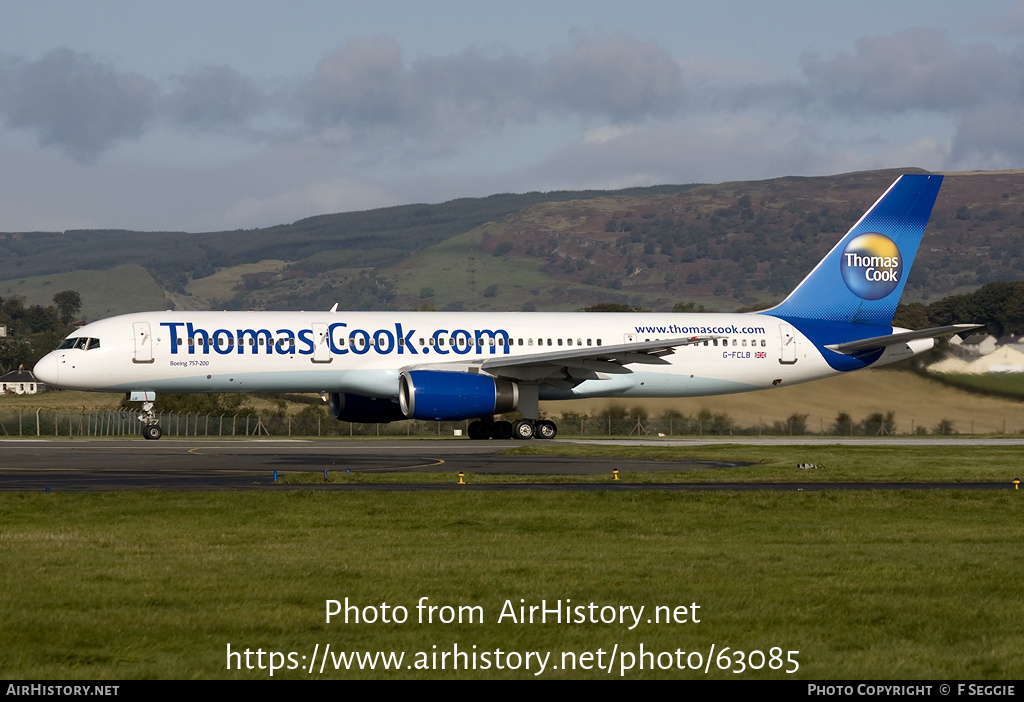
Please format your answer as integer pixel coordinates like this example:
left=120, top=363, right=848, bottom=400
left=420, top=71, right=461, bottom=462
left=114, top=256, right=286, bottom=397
left=467, top=418, right=557, bottom=440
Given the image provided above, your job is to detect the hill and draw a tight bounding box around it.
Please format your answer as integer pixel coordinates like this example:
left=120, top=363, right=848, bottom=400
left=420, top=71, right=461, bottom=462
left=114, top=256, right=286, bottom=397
left=3, top=168, right=1024, bottom=318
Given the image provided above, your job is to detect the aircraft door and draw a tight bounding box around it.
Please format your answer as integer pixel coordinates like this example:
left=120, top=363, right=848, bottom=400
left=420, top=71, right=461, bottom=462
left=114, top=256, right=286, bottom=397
left=312, top=323, right=332, bottom=363
left=132, top=322, right=154, bottom=364
left=779, top=324, right=797, bottom=364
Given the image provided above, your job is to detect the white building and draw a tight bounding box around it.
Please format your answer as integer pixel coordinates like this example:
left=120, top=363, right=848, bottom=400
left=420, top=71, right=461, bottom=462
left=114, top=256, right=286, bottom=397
left=0, top=368, right=45, bottom=394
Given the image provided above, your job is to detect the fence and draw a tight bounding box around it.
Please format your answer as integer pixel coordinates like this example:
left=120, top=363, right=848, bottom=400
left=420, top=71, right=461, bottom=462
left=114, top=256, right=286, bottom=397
left=0, top=408, right=992, bottom=437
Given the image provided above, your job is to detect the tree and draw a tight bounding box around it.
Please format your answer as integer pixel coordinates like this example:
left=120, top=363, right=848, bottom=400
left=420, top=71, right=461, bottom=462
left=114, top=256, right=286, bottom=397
left=53, top=290, right=82, bottom=326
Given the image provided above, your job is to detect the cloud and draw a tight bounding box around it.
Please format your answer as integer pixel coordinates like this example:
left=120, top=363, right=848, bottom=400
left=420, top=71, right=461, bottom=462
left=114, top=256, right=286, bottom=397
left=798, top=29, right=1012, bottom=115
left=0, top=48, right=156, bottom=163
left=951, top=101, right=1024, bottom=168
left=164, top=64, right=267, bottom=131
left=539, top=33, right=684, bottom=122
left=300, top=36, right=411, bottom=132
left=295, top=33, right=686, bottom=154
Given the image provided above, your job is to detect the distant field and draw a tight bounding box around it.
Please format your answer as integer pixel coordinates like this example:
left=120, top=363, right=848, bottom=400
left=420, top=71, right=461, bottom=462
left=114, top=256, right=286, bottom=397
left=0, top=265, right=166, bottom=319
left=930, top=372, right=1024, bottom=400
left=544, top=368, right=1024, bottom=435
left=395, top=224, right=566, bottom=310
left=184, top=260, right=286, bottom=307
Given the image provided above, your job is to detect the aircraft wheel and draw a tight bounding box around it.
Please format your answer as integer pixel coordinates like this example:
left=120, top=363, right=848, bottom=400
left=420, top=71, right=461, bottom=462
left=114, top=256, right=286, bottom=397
left=489, top=421, right=514, bottom=440
left=512, top=420, right=535, bottom=440
left=142, top=424, right=163, bottom=441
left=467, top=420, right=490, bottom=440
left=535, top=420, right=557, bottom=440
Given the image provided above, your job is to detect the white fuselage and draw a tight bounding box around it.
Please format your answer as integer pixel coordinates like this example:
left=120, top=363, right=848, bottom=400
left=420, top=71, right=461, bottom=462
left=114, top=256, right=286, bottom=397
left=33, top=310, right=919, bottom=402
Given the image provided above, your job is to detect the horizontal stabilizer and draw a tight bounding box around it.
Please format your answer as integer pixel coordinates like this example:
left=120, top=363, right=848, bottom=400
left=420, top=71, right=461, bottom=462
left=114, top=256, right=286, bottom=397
left=824, top=324, right=981, bottom=354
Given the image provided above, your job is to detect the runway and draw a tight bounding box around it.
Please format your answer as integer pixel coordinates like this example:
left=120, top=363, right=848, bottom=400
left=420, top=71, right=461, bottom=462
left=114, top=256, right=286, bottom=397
left=0, top=437, right=1018, bottom=491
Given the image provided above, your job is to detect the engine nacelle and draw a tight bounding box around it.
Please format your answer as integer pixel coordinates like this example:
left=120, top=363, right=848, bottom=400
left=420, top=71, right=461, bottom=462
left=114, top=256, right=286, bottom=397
left=328, top=392, right=405, bottom=423
left=398, top=370, right=518, bottom=421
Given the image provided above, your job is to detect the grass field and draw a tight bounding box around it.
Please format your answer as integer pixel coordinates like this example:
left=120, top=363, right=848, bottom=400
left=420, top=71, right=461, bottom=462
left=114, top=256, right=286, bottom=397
left=1, top=445, right=1022, bottom=680
left=931, top=372, right=1024, bottom=400
left=0, top=265, right=168, bottom=320
left=281, top=444, right=1024, bottom=485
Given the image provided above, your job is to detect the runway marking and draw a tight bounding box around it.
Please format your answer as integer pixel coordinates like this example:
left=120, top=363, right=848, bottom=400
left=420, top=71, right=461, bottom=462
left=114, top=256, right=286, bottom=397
left=352, top=458, right=447, bottom=473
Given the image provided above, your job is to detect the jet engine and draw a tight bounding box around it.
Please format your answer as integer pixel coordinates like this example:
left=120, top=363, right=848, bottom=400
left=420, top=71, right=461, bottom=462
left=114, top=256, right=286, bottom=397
left=398, top=370, right=518, bottom=421
left=328, top=392, right=405, bottom=423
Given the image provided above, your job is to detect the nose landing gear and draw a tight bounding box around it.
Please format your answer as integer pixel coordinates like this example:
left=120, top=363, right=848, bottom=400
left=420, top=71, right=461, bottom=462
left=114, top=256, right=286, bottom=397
left=129, top=392, right=163, bottom=440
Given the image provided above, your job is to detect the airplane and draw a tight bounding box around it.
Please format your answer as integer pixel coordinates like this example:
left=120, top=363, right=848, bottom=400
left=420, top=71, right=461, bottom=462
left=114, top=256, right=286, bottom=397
left=32, top=174, right=978, bottom=440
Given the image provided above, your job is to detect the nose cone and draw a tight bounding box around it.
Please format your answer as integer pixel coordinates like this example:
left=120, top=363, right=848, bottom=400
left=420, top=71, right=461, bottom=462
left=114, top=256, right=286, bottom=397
left=33, top=353, right=60, bottom=386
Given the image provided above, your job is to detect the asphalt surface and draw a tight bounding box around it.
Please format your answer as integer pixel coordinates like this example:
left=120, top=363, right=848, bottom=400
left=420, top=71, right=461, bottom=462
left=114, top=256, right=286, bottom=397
left=0, top=437, right=1018, bottom=491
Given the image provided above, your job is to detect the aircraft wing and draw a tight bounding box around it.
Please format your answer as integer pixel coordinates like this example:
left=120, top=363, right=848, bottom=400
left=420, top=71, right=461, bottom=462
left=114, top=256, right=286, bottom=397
left=824, top=324, right=981, bottom=354
left=402, top=335, right=718, bottom=387
left=476, top=335, right=719, bottom=386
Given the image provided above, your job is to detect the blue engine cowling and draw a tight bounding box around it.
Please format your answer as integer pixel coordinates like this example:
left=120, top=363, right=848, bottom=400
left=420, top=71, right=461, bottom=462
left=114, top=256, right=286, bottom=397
left=328, top=392, right=405, bottom=423
left=398, top=370, right=518, bottom=421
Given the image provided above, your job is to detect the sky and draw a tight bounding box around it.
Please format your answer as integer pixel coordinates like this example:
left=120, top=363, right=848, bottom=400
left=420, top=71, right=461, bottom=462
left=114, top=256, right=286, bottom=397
left=2, top=0, right=1024, bottom=233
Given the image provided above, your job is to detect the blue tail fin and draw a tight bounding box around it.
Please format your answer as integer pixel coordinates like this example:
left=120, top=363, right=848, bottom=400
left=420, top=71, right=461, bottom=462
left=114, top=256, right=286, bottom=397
left=765, top=174, right=943, bottom=326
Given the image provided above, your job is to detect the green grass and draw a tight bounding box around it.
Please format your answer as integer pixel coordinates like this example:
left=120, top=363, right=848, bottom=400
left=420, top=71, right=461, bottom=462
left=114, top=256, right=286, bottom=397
left=1, top=487, right=1022, bottom=679
left=0, top=265, right=167, bottom=320
left=932, top=372, right=1024, bottom=400
left=280, top=444, right=1024, bottom=485
left=495, top=446, right=1024, bottom=483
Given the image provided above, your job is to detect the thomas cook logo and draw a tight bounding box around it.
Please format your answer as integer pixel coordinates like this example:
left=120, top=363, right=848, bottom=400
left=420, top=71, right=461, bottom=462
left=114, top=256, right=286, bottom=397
left=840, top=233, right=902, bottom=300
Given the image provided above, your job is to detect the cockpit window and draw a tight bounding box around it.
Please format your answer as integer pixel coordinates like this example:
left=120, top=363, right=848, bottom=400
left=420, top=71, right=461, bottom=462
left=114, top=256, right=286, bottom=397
left=56, top=337, right=101, bottom=350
